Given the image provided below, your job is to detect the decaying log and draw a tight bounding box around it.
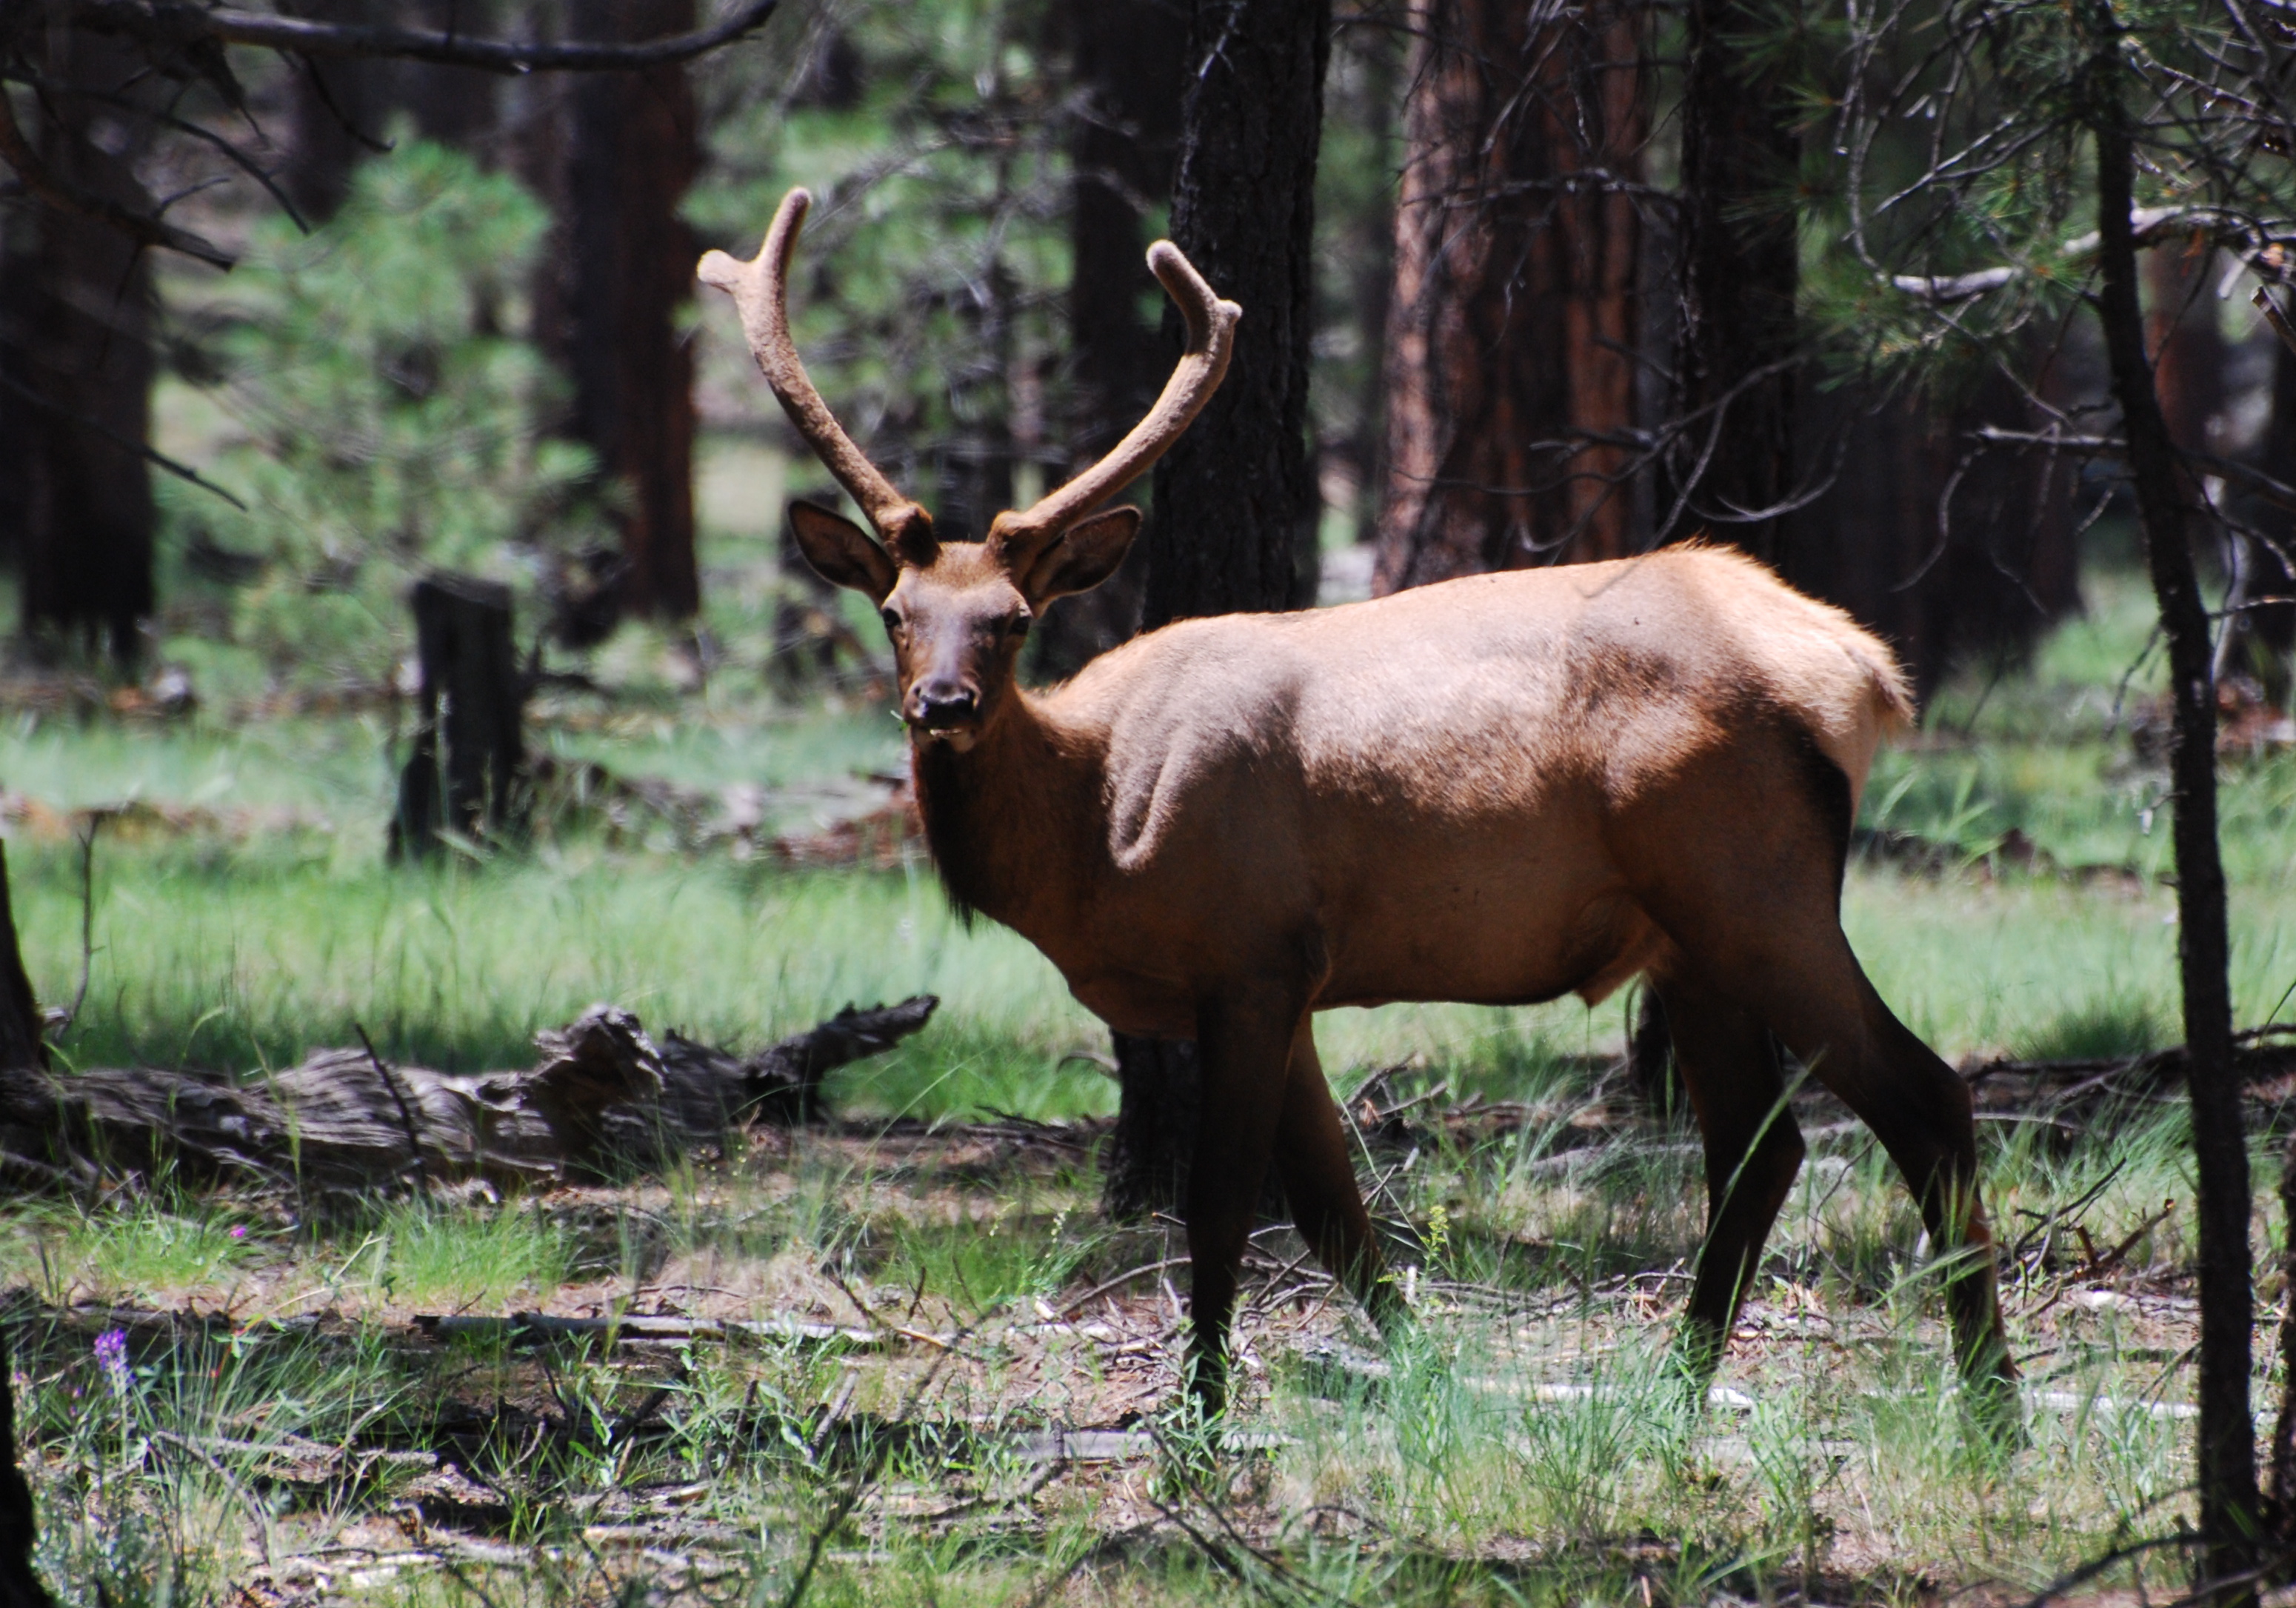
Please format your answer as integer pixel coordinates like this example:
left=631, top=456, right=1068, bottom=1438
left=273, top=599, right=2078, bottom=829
left=0, top=998, right=936, bottom=1192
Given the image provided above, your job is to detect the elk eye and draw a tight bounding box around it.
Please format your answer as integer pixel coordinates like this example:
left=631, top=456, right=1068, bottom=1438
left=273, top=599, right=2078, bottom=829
left=1008, top=613, right=1032, bottom=640
left=879, top=607, right=903, bottom=633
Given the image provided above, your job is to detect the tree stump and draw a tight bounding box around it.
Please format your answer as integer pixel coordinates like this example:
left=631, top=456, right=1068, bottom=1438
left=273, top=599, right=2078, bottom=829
left=390, top=573, right=528, bottom=861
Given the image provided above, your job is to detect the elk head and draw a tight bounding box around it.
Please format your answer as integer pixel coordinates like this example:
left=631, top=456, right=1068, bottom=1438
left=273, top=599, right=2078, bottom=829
left=699, top=190, right=1239, bottom=750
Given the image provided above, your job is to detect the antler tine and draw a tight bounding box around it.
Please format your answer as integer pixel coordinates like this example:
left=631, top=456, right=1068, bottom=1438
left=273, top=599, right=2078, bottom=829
left=698, top=190, right=929, bottom=547
left=991, top=241, right=1241, bottom=556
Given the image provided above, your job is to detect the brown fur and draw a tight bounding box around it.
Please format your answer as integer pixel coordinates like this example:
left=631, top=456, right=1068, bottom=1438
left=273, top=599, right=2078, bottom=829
left=792, top=519, right=2012, bottom=1416
left=715, top=196, right=2003, bottom=1418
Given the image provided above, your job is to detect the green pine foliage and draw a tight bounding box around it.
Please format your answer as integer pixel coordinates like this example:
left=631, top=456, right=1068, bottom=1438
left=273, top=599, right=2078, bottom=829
left=161, top=139, right=604, bottom=686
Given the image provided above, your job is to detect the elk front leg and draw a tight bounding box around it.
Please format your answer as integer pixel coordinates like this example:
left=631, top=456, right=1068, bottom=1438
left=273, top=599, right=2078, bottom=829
left=1275, top=1020, right=1405, bottom=1338
left=1184, top=990, right=1299, bottom=1416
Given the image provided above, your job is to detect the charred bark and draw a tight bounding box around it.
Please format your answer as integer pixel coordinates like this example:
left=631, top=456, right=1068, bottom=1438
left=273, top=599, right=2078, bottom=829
left=1104, top=0, right=1332, bottom=1222
left=1781, top=370, right=2079, bottom=701
left=281, top=0, right=395, bottom=221
left=1137, top=0, right=1331, bottom=625
left=1032, top=0, right=1187, bottom=675
left=538, top=0, right=701, bottom=621
left=0, top=31, right=156, bottom=664
left=1666, top=0, right=1799, bottom=560
left=281, top=0, right=501, bottom=222
left=1372, top=0, right=1646, bottom=590
left=390, top=573, right=528, bottom=859
left=0, top=847, right=54, bottom=1607
left=2085, top=21, right=2257, bottom=1595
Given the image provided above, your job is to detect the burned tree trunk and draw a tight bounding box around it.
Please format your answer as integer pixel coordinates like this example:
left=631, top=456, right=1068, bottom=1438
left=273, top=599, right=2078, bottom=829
left=1032, top=0, right=1189, bottom=675
left=0, top=847, right=56, bottom=1608
left=1373, top=0, right=1646, bottom=590
left=390, top=574, right=528, bottom=859
left=1666, top=0, right=1801, bottom=560
left=281, top=0, right=501, bottom=223
left=538, top=0, right=701, bottom=621
left=0, top=29, right=156, bottom=665
left=1105, top=0, right=1332, bottom=1222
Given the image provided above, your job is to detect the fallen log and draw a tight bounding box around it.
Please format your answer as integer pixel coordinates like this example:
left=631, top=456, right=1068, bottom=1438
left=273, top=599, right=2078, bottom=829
left=0, top=998, right=937, bottom=1192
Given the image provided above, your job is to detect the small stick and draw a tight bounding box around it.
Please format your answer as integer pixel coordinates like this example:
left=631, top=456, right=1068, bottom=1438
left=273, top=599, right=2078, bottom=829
left=354, top=1021, right=427, bottom=1184
left=56, top=815, right=100, bottom=1038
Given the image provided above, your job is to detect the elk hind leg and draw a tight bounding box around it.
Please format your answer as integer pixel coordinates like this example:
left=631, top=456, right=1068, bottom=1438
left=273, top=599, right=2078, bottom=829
left=1654, top=962, right=1806, bottom=1386
left=1274, top=1021, right=1404, bottom=1337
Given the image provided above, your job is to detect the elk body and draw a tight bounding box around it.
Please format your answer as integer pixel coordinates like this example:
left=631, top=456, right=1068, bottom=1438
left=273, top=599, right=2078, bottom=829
left=701, top=191, right=2013, bottom=1414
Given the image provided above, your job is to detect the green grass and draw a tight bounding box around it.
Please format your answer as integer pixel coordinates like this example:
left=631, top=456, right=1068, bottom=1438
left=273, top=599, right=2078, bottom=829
left=4, top=558, right=2294, bottom=1603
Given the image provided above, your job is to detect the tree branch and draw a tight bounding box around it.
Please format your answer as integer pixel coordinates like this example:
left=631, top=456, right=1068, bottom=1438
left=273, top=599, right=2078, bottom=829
left=0, top=84, right=233, bottom=267
left=61, top=0, right=784, bottom=76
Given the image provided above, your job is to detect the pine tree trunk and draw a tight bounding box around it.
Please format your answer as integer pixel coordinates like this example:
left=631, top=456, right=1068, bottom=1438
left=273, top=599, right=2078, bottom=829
left=1034, top=0, right=1189, bottom=675
left=544, top=0, right=700, bottom=621
left=281, top=0, right=393, bottom=222
left=1103, top=0, right=1332, bottom=1221
left=280, top=0, right=498, bottom=224
left=0, top=31, right=156, bottom=665
left=2088, top=37, right=2257, bottom=1601
left=1372, top=0, right=1646, bottom=591
left=1668, top=0, right=1799, bottom=559
left=0, top=845, right=55, bottom=1608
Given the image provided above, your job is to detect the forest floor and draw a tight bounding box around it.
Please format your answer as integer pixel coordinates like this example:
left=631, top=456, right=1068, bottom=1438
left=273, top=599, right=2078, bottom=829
left=0, top=558, right=2292, bottom=1605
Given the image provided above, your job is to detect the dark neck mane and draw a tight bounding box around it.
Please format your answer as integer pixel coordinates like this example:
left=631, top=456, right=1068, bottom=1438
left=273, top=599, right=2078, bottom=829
left=908, top=695, right=1090, bottom=935
left=911, top=739, right=996, bottom=927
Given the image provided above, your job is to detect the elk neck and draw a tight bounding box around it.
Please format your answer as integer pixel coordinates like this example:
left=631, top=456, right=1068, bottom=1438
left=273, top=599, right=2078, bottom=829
left=908, top=684, right=1104, bottom=937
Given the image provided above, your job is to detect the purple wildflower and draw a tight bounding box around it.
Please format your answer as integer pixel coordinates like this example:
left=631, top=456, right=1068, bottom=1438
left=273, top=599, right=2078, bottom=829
left=229, top=1225, right=247, bottom=1240
left=93, top=1329, right=130, bottom=1395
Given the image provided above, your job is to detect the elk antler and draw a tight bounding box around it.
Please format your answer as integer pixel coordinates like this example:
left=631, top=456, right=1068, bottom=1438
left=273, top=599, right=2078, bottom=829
left=698, top=190, right=934, bottom=556
left=987, top=241, right=1241, bottom=559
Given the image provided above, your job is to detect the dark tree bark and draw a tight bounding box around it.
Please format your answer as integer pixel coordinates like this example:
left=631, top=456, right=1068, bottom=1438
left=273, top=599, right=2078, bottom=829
left=281, top=0, right=502, bottom=223
left=1101, top=0, right=1332, bottom=1221
left=0, top=850, right=42, bottom=1084
left=2231, top=336, right=2296, bottom=706
left=0, top=845, right=56, bottom=1608
left=0, top=37, right=157, bottom=665
left=1666, top=0, right=1800, bottom=560
left=1781, top=371, right=2080, bottom=701
left=282, top=0, right=395, bottom=221
left=1372, top=0, right=1646, bottom=591
left=1333, top=19, right=1402, bottom=553
left=537, top=0, right=701, bottom=621
left=2085, top=20, right=2257, bottom=1596
left=390, top=573, right=529, bottom=859
left=1032, top=0, right=1188, bottom=674
left=1068, top=0, right=1189, bottom=465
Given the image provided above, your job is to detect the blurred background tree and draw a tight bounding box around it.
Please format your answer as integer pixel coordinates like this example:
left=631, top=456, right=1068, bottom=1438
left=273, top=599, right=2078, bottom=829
left=173, top=140, right=601, bottom=687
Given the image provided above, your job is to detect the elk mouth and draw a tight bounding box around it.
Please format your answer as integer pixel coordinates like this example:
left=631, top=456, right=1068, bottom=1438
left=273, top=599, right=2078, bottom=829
left=904, top=701, right=984, bottom=750
left=910, top=721, right=979, bottom=752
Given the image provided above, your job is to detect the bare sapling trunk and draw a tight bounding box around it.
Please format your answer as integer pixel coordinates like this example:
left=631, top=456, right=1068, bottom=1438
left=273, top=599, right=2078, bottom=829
left=2086, top=24, right=2259, bottom=1595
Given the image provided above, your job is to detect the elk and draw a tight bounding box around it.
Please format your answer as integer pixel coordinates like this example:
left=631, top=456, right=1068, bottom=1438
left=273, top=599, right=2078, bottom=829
left=699, top=190, right=2013, bottom=1416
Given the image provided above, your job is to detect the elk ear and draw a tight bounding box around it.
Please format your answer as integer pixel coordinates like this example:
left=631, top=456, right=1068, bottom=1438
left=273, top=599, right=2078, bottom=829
left=789, top=501, right=897, bottom=601
left=1018, top=507, right=1141, bottom=605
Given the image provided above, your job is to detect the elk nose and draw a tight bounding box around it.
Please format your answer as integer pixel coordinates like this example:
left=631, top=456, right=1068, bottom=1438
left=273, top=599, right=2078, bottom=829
left=909, top=681, right=978, bottom=728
